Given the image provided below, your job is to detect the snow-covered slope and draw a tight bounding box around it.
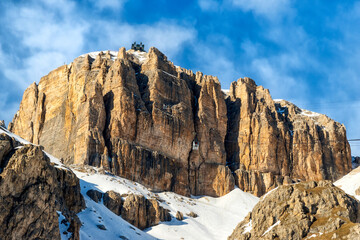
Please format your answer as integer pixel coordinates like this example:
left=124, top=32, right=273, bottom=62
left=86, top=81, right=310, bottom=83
left=0, top=127, right=259, bottom=240
left=335, top=166, right=360, bottom=201
left=73, top=166, right=258, bottom=240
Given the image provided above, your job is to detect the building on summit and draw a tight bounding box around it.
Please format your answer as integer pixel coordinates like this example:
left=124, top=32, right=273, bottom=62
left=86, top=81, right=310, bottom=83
left=131, top=42, right=145, bottom=51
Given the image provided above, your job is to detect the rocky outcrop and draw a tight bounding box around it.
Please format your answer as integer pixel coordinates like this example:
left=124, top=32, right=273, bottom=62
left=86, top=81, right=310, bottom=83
left=103, top=190, right=123, bottom=216
left=226, top=78, right=351, bottom=196
left=86, top=189, right=171, bottom=229
left=0, top=132, right=85, bottom=240
left=228, top=181, right=360, bottom=240
left=10, top=47, right=233, bottom=197
left=10, top=47, right=351, bottom=198
left=121, top=194, right=171, bottom=230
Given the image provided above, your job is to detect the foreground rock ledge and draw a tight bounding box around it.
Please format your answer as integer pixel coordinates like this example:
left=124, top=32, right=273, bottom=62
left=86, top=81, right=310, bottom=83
left=228, top=181, right=360, bottom=240
left=0, top=133, right=85, bottom=240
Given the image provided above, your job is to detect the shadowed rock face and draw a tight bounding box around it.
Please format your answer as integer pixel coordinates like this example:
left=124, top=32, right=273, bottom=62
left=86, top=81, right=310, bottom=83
left=229, top=181, right=360, bottom=240
left=0, top=133, right=85, bottom=240
left=226, top=78, right=351, bottom=196
left=10, top=47, right=351, bottom=197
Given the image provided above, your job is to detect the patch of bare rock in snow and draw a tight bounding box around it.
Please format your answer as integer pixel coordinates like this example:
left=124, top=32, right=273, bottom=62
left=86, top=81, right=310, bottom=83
left=71, top=165, right=259, bottom=240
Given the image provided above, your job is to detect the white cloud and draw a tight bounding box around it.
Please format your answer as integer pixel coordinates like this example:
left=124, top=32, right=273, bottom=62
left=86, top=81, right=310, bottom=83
left=190, top=42, right=239, bottom=88
left=198, top=0, right=220, bottom=11
left=231, top=0, right=291, bottom=20
left=90, top=21, right=196, bottom=60
left=89, top=0, right=126, bottom=10
left=2, top=1, right=89, bottom=88
left=249, top=57, right=305, bottom=100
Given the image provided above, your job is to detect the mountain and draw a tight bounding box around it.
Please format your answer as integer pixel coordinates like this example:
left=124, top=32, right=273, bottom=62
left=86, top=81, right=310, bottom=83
left=1, top=125, right=359, bottom=239
left=0, top=126, right=258, bottom=240
left=8, top=47, right=351, bottom=198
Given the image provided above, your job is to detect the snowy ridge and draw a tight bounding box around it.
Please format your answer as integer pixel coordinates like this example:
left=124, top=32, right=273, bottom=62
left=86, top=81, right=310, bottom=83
left=79, top=51, right=118, bottom=60
left=0, top=126, right=66, bottom=169
left=78, top=49, right=148, bottom=64
left=274, top=99, right=320, bottom=118
left=335, top=166, right=360, bottom=201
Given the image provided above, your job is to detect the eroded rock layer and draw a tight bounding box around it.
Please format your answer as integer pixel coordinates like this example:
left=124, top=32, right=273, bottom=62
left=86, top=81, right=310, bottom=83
left=10, top=47, right=351, bottom=197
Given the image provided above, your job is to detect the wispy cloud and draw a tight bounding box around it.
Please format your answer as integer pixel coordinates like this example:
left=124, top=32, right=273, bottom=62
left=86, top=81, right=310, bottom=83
left=198, top=0, right=220, bottom=11
left=0, top=0, right=197, bottom=125
left=231, top=0, right=292, bottom=20
left=89, top=0, right=127, bottom=10
left=90, top=21, right=196, bottom=59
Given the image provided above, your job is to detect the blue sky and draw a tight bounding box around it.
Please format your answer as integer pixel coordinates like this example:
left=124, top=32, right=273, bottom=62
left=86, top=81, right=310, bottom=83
left=1, top=0, right=360, bottom=155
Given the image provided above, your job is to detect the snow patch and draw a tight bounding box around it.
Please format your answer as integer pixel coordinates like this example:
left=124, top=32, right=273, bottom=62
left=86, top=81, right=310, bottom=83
left=243, top=220, right=252, bottom=234
left=0, top=126, right=31, bottom=145
left=130, top=51, right=148, bottom=64
left=162, top=70, right=177, bottom=78
left=335, top=166, right=360, bottom=201
left=300, top=109, right=320, bottom=117
left=262, top=220, right=280, bottom=236
left=57, top=211, right=72, bottom=240
left=222, top=89, right=230, bottom=95
left=80, top=51, right=118, bottom=60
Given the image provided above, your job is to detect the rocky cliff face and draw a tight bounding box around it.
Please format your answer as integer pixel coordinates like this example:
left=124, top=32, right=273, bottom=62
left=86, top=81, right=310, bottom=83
left=9, top=47, right=233, bottom=197
left=0, top=132, right=85, bottom=240
left=226, top=78, right=351, bottom=196
left=10, top=47, right=351, bottom=197
left=229, top=181, right=360, bottom=240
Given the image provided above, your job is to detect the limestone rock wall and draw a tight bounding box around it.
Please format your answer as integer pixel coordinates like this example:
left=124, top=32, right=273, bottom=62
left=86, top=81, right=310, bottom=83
left=10, top=47, right=351, bottom=198
left=226, top=77, right=351, bottom=196
left=10, top=47, right=233, bottom=197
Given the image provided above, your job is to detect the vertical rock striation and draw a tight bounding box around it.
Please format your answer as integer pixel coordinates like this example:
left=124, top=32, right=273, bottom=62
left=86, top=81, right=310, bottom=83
left=10, top=47, right=233, bottom=197
left=225, top=78, right=351, bottom=196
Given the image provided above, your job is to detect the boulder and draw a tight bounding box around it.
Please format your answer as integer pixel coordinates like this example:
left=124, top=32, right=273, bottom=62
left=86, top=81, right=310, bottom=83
left=120, top=194, right=171, bottom=229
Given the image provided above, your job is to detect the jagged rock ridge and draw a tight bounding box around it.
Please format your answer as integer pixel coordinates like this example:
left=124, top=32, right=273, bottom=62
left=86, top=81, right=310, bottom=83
left=9, top=47, right=351, bottom=197
left=0, top=131, right=85, bottom=240
left=228, top=181, right=360, bottom=240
